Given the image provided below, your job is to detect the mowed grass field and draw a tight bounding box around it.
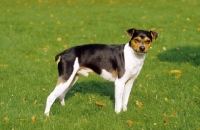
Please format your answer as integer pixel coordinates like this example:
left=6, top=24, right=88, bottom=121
left=0, top=0, right=200, bottom=129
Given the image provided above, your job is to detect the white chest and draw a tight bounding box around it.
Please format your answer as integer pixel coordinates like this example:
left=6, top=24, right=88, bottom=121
left=123, top=43, right=146, bottom=78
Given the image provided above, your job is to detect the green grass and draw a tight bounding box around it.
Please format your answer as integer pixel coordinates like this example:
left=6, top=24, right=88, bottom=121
left=0, top=0, right=200, bottom=129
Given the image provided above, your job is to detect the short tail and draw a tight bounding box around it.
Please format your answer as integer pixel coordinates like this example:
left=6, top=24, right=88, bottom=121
left=55, top=53, right=61, bottom=62
left=55, top=53, right=62, bottom=64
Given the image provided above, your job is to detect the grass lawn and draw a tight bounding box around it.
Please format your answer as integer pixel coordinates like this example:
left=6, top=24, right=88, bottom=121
left=0, top=0, right=200, bottom=129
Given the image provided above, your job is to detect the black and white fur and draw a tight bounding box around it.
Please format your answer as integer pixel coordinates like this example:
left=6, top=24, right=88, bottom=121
left=44, top=28, right=158, bottom=116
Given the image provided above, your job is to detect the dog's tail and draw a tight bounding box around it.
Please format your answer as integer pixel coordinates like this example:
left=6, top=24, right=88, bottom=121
left=55, top=53, right=62, bottom=65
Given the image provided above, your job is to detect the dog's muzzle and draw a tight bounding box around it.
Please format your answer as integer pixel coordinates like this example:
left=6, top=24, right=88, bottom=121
left=139, top=46, right=145, bottom=52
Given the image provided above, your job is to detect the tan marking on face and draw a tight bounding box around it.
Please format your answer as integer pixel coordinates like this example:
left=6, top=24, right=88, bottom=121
left=56, top=56, right=61, bottom=65
left=130, top=36, right=152, bottom=53
left=143, top=37, right=152, bottom=52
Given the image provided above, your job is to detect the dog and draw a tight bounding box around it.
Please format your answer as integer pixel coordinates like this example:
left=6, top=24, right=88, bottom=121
left=44, top=28, right=158, bottom=116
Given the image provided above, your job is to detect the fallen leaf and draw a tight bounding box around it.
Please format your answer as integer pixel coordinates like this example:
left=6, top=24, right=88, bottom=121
left=95, top=101, right=105, bottom=107
left=186, top=18, right=190, bottom=21
left=136, top=101, right=143, bottom=108
left=169, top=70, right=182, bottom=78
left=90, top=39, right=94, bottom=43
left=170, top=109, right=176, bottom=117
left=22, top=97, right=26, bottom=103
left=163, top=47, right=166, bottom=50
left=42, top=88, right=48, bottom=92
left=34, top=100, right=37, bottom=104
left=141, top=16, right=146, bottom=19
left=20, top=118, right=26, bottom=121
left=50, top=14, right=54, bottom=18
left=163, top=116, right=168, bottom=124
left=83, top=118, right=88, bottom=123
left=37, top=104, right=43, bottom=107
left=3, top=116, right=9, bottom=122
left=57, top=37, right=62, bottom=41
left=126, top=120, right=134, bottom=126
left=164, top=97, right=168, bottom=102
left=63, top=45, right=68, bottom=50
left=0, top=64, right=7, bottom=67
left=0, top=103, right=3, bottom=107
left=43, top=46, right=49, bottom=51
left=31, top=115, right=36, bottom=124
left=150, top=28, right=156, bottom=31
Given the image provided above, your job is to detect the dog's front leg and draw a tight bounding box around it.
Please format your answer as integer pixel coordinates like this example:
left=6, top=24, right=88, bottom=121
left=114, top=78, right=125, bottom=113
left=122, top=78, right=135, bottom=111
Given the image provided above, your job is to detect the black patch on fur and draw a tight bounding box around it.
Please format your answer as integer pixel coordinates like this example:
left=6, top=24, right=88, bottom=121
left=55, top=44, right=126, bottom=80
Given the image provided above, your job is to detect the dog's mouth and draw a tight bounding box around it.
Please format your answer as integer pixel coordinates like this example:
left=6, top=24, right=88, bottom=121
left=135, top=46, right=147, bottom=54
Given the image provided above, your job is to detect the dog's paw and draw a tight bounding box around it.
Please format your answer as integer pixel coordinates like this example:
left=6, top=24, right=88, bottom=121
left=115, top=108, right=121, bottom=114
left=60, top=99, right=65, bottom=106
left=122, top=105, right=127, bottom=111
left=44, top=112, right=49, bottom=116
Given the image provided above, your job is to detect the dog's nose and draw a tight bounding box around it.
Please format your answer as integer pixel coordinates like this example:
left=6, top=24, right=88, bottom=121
left=139, top=46, right=145, bottom=51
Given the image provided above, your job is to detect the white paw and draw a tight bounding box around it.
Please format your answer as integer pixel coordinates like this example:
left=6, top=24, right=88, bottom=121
left=122, top=105, right=127, bottom=111
left=115, top=107, right=121, bottom=114
left=60, top=100, right=65, bottom=106
left=44, top=112, right=49, bottom=116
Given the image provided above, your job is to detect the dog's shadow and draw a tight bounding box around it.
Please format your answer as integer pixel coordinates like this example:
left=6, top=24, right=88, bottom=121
left=65, top=80, right=115, bottom=101
left=157, top=46, right=200, bottom=66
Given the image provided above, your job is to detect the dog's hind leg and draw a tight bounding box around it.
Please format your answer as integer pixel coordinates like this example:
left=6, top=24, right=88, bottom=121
left=58, top=75, right=79, bottom=106
left=44, top=58, right=80, bottom=116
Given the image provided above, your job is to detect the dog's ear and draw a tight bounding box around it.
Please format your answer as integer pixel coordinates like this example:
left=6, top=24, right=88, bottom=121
left=125, top=28, right=136, bottom=38
left=150, top=31, right=158, bottom=41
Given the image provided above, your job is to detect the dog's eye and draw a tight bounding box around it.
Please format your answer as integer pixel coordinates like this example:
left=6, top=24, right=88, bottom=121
left=145, top=40, right=151, bottom=44
left=134, top=39, right=140, bottom=43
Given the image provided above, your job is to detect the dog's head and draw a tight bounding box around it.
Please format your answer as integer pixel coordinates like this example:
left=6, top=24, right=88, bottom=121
left=126, top=28, right=158, bottom=53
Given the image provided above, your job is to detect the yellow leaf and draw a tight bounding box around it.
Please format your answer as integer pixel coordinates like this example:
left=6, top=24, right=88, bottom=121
left=42, top=88, right=48, bottom=92
left=126, top=120, right=134, bottom=126
left=164, top=98, right=168, bottom=102
left=4, top=116, right=9, bottom=122
left=31, top=115, right=36, bottom=124
left=186, top=18, right=190, bottom=21
left=50, top=14, right=54, bottom=18
left=169, top=70, right=182, bottom=78
left=141, top=16, right=146, bottom=19
left=57, top=37, right=62, bottom=41
left=170, top=109, right=176, bottom=117
left=22, top=97, right=26, bottom=103
left=136, top=101, right=143, bottom=108
left=163, top=117, right=168, bottom=124
left=20, top=118, right=26, bottom=121
left=43, top=46, right=49, bottom=51
left=150, top=28, right=156, bottom=31
left=95, top=101, right=105, bottom=107
left=90, top=39, right=94, bottom=43
left=37, top=104, right=43, bottom=107
left=0, top=64, right=7, bottom=67
left=63, top=45, right=68, bottom=50
left=83, top=118, right=88, bottom=123
left=34, top=100, right=37, bottom=104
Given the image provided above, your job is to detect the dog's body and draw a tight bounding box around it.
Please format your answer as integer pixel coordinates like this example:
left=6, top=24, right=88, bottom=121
left=44, top=28, right=158, bottom=116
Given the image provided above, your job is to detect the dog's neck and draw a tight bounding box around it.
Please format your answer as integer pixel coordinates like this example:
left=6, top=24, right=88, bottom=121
left=127, top=43, right=146, bottom=61
left=124, top=43, right=146, bottom=69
